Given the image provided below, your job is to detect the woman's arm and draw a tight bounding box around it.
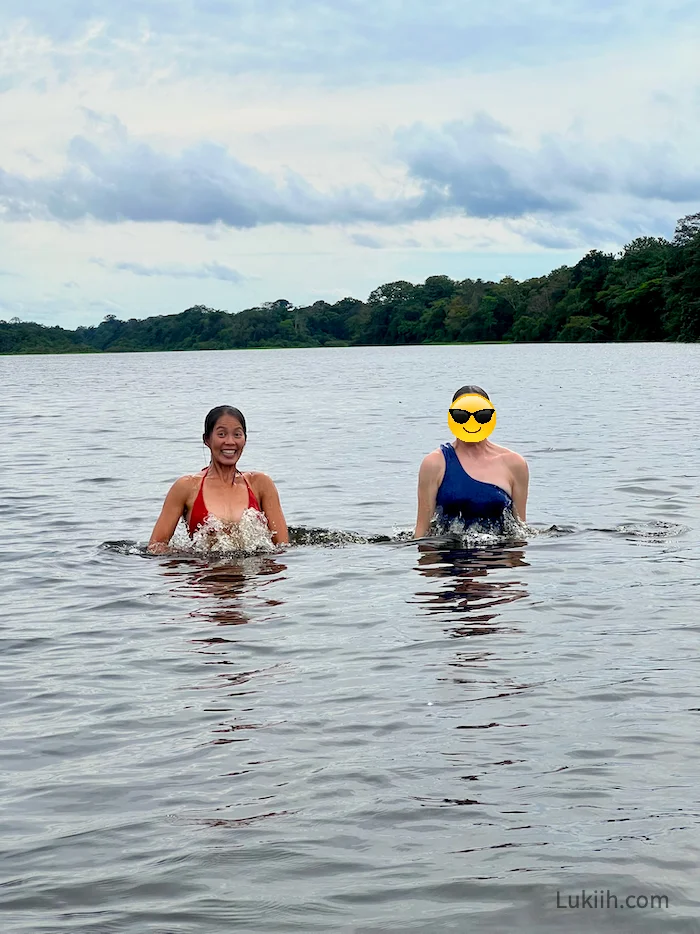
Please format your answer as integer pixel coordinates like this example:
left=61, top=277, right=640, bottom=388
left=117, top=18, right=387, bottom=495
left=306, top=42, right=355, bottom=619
left=148, top=476, right=192, bottom=553
left=510, top=455, right=529, bottom=523
left=255, top=474, right=289, bottom=545
left=414, top=452, right=444, bottom=538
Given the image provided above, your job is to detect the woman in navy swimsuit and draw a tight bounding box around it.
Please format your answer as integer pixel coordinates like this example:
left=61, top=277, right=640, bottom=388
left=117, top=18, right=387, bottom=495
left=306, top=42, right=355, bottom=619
left=414, top=385, right=529, bottom=538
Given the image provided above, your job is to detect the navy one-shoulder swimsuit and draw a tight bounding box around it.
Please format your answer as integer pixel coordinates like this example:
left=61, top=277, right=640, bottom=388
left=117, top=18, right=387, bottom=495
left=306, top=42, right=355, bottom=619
left=435, top=443, right=512, bottom=527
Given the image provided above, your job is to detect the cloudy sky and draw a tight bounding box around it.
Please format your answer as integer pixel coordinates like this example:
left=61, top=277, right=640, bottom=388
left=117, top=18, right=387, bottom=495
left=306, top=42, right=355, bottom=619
left=1, top=0, right=699, bottom=328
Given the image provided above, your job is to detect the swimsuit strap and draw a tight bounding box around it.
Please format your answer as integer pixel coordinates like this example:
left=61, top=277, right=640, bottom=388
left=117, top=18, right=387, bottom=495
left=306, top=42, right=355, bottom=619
left=440, top=444, right=511, bottom=499
left=241, top=473, right=261, bottom=512
left=187, top=467, right=210, bottom=537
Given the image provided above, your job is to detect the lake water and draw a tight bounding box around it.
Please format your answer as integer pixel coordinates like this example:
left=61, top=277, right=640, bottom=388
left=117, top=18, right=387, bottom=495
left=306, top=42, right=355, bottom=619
left=2, top=343, right=700, bottom=933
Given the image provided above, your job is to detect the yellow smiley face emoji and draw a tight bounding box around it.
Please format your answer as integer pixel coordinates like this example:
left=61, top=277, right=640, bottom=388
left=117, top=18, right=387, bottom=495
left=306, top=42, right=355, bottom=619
left=447, top=393, right=497, bottom=443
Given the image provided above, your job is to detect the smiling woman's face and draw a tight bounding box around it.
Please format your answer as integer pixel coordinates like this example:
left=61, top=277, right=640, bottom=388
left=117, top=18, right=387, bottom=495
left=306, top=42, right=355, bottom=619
left=205, top=414, right=247, bottom=465
left=447, top=393, right=497, bottom=443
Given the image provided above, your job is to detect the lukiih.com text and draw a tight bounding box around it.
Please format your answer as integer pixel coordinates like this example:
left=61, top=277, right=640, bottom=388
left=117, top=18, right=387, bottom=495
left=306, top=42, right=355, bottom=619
left=557, top=890, right=669, bottom=911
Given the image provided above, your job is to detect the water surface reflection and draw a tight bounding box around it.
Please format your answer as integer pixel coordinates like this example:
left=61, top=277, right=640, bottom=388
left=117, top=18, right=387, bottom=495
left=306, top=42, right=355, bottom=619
left=162, top=553, right=288, bottom=627
left=413, top=542, right=530, bottom=638
left=160, top=555, right=290, bottom=764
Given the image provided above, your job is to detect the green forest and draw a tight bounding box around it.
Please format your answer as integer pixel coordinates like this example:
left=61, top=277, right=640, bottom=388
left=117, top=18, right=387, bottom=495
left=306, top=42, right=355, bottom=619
left=2, top=213, right=700, bottom=354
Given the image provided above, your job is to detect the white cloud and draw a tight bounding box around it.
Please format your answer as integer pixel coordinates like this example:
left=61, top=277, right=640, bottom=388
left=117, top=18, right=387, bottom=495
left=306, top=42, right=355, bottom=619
left=2, top=110, right=698, bottom=239
left=0, top=117, right=438, bottom=226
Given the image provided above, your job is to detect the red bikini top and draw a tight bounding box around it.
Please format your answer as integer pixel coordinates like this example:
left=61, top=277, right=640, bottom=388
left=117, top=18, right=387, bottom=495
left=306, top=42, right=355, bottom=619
left=187, top=467, right=261, bottom=537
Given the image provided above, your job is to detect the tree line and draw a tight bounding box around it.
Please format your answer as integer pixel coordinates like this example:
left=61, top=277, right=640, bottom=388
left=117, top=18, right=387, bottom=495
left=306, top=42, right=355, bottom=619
left=2, top=213, right=700, bottom=355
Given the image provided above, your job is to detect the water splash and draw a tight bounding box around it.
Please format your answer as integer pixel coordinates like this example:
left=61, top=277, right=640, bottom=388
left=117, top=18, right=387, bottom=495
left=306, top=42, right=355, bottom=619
left=102, top=540, right=149, bottom=557
left=287, top=526, right=408, bottom=547
left=427, top=508, right=530, bottom=548
left=102, top=511, right=276, bottom=559
left=173, top=509, right=275, bottom=555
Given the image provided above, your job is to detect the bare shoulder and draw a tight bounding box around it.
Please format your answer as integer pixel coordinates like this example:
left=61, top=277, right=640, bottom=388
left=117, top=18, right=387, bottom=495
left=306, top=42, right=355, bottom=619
left=172, top=472, right=202, bottom=492
left=419, top=448, right=446, bottom=479
left=422, top=447, right=445, bottom=466
left=244, top=469, right=271, bottom=482
left=495, top=445, right=529, bottom=476
left=171, top=471, right=204, bottom=496
left=243, top=470, right=276, bottom=491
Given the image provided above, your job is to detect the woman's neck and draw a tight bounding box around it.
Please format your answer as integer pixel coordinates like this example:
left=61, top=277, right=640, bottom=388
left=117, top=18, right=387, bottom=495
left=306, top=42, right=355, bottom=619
left=453, top=438, right=491, bottom=458
left=208, top=461, right=238, bottom=485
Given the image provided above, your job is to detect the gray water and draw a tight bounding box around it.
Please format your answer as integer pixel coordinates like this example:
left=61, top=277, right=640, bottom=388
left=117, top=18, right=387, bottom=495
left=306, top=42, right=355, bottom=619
left=1, top=343, right=700, bottom=933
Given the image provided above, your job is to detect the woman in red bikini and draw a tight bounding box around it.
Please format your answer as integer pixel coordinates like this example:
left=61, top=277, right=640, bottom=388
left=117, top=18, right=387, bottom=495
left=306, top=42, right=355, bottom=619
left=148, top=405, right=289, bottom=553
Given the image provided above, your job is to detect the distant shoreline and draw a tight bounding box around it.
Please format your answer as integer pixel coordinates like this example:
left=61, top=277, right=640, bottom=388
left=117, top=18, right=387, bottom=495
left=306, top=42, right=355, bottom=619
left=0, top=341, right=520, bottom=357
left=4, top=337, right=691, bottom=357
left=3, top=224, right=700, bottom=354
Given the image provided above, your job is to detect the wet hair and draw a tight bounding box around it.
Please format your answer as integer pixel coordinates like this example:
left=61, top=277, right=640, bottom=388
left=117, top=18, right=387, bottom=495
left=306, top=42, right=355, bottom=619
left=203, top=405, right=247, bottom=441
left=452, top=385, right=490, bottom=403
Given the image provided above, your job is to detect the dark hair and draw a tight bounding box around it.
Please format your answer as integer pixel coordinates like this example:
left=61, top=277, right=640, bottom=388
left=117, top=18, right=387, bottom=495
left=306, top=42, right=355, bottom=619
left=203, top=405, right=247, bottom=440
left=452, top=385, right=490, bottom=403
